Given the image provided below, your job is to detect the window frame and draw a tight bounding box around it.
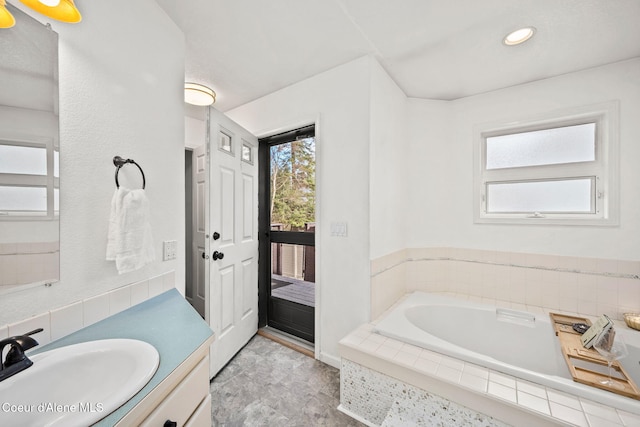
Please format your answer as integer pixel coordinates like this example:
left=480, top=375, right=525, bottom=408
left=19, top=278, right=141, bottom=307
left=0, top=135, right=59, bottom=220
left=473, top=101, right=619, bottom=226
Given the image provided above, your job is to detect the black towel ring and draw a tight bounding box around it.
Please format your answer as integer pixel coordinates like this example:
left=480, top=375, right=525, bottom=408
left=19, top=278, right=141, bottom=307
left=113, top=156, right=146, bottom=189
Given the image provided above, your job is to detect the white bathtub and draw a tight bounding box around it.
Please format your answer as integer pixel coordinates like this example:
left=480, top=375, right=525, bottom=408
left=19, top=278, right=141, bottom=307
left=374, top=292, right=640, bottom=415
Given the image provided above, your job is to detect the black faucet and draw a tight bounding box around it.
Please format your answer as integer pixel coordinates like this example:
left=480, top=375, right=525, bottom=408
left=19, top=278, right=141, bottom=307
left=0, top=328, right=43, bottom=382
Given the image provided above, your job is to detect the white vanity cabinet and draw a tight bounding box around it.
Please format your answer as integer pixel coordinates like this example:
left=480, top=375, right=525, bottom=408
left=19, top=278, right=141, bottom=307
left=115, top=340, right=213, bottom=427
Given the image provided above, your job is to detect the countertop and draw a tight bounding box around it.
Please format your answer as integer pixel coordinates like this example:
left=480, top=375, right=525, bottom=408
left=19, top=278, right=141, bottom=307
left=32, top=288, right=214, bottom=426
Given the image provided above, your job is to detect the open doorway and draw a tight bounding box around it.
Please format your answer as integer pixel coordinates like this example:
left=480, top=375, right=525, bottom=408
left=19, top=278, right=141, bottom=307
left=185, top=145, right=207, bottom=318
left=259, top=125, right=316, bottom=343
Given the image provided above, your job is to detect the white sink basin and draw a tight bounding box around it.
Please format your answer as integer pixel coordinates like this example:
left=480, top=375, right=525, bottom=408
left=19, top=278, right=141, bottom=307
left=0, top=339, right=159, bottom=426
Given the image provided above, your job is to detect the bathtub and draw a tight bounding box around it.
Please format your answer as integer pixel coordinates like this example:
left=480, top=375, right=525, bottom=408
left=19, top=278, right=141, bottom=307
left=374, top=292, right=640, bottom=415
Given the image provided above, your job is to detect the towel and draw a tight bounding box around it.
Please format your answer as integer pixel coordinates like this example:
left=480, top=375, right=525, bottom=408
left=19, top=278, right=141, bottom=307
left=106, top=187, right=155, bottom=274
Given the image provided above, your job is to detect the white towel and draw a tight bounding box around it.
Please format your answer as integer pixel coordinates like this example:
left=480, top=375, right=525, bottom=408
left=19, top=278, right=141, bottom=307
left=106, top=187, right=155, bottom=274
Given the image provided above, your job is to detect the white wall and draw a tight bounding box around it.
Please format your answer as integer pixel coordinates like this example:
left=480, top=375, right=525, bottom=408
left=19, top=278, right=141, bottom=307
left=369, top=60, right=408, bottom=259
left=185, top=104, right=207, bottom=149
left=406, top=58, right=640, bottom=261
left=0, top=0, right=186, bottom=326
left=227, top=56, right=373, bottom=364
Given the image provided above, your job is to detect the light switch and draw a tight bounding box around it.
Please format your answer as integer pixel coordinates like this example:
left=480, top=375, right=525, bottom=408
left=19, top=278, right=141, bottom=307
left=330, top=222, right=348, bottom=237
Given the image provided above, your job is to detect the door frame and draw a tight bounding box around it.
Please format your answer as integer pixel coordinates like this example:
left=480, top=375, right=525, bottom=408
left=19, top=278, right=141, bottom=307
left=257, top=118, right=321, bottom=352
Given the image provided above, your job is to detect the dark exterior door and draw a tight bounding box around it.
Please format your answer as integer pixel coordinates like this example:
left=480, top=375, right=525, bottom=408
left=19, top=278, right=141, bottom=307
left=258, top=125, right=315, bottom=343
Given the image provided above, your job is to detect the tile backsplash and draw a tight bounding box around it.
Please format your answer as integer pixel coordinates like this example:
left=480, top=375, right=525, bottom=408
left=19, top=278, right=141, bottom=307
left=0, top=271, right=175, bottom=347
left=371, top=248, right=640, bottom=321
left=0, top=242, right=59, bottom=288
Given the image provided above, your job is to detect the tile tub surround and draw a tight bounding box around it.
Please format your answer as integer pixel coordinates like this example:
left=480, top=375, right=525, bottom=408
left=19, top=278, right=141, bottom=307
left=0, top=271, right=176, bottom=347
left=341, top=359, right=510, bottom=427
left=371, top=248, right=640, bottom=321
left=339, top=321, right=640, bottom=427
left=0, top=241, right=60, bottom=287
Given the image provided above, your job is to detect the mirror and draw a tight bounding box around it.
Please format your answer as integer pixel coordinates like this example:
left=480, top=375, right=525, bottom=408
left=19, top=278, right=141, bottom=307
left=0, top=4, right=59, bottom=294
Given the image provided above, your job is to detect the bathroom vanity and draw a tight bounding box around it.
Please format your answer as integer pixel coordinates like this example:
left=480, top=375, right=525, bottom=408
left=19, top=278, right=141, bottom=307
left=28, top=289, right=214, bottom=426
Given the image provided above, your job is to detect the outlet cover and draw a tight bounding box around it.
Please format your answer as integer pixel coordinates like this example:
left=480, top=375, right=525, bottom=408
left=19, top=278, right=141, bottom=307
left=163, top=240, right=177, bottom=261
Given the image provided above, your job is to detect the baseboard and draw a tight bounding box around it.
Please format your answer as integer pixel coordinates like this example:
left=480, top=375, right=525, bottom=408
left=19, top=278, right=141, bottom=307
left=319, top=351, right=341, bottom=369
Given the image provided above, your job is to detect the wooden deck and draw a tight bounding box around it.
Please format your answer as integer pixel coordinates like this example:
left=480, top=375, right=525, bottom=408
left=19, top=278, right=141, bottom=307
left=271, top=274, right=315, bottom=307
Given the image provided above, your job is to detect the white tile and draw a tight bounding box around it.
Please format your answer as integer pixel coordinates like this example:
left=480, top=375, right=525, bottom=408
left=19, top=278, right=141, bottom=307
left=581, top=400, right=623, bottom=423
left=367, top=333, right=386, bottom=344
left=418, top=349, right=442, bottom=364
left=488, top=381, right=517, bottom=403
left=393, top=350, right=419, bottom=367
left=549, top=402, right=589, bottom=427
left=413, top=357, right=439, bottom=375
left=148, top=275, right=164, bottom=297
left=83, top=293, right=110, bottom=326
left=109, top=286, right=131, bottom=315
left=400, top=343, right=422, bottom=356
left=383, top=337, right=404, bottom=350
left=439, top=356, right=464, bottom=370
left=596, top=276, right=618, bottom=306
left=436, top=364, right=462, bottom=383
left=462, top=363, right=489, bottom=379
left=359, top=337, right=382, bottom=353
left=618, top=410, right=640, bottom=427
left=489, top=371, right=516, bottom=388
left=459, top=372, right=487, bottom=393
left=547, top=389, right=582, bottom=412
left=358, top=323, right=375, bottom=333
left=50, top=302, right=83, bottom=341
left=130, top=280, right=149, bottom=306
left=163, top=270, right=176, bottom=291
left=517, top=391, right=550, bottom=415
left=585, top=413, right=624, bottom=427
left=516, top=379, right=547, bottom=399
left=8, top=313, right=51, bottom=347
left=376, top=344, right=399, bottom=360
left=340, top=333, right=365, bottom=347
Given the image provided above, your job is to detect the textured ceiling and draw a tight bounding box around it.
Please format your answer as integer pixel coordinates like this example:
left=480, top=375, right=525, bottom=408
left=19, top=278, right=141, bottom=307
left=156, top=0, right=640, bottom=112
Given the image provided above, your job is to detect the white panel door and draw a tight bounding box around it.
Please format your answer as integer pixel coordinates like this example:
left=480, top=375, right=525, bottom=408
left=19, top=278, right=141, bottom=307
left=208, top=108, right=258, bottom=377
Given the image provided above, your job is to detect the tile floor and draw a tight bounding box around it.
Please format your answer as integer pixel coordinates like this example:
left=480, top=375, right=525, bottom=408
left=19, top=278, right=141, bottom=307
left=209, top=334, right=364, bottom=426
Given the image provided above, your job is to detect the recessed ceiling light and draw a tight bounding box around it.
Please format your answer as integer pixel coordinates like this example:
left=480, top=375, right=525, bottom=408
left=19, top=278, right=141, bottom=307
left=503, top=27, right=536, bottom=46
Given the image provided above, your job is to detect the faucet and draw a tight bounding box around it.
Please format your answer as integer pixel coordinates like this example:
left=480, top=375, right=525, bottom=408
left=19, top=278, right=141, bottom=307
left=0, top=328, right=43, bottom=382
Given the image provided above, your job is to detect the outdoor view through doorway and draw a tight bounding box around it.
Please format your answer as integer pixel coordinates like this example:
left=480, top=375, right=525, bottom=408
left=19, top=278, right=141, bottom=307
left=259, top=125, right=316, bottom=343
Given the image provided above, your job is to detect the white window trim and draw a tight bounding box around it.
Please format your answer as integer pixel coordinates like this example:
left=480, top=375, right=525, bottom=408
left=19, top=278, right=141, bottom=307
left=473, top=101, right=619, bottom=226
left=0, top=135, right=59, bottom=220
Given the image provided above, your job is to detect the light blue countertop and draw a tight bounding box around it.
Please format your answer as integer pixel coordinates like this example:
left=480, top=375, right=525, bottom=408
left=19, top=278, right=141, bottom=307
left=32, top=288, right=214, bottom=426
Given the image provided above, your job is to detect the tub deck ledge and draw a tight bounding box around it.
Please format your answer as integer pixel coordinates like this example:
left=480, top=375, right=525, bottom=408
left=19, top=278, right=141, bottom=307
left=339, top=322, right=640, bottom=427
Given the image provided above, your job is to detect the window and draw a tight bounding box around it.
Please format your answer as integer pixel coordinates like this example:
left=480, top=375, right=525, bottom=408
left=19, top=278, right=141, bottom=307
left=474, top=102, right=619, bottom=225
left=0, top=137, right=59, bottom=219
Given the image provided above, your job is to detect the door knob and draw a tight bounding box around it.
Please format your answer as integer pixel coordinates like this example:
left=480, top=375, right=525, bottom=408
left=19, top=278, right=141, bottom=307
left=202, top=253, right=209, bottom=259
left=212, top=251, right=224, bottom=260
left=212, top=232, right=220, bottom=240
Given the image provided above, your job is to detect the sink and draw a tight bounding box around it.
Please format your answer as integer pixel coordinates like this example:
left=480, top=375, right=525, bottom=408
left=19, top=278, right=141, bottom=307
left=0, top=339, right=159, bottom=426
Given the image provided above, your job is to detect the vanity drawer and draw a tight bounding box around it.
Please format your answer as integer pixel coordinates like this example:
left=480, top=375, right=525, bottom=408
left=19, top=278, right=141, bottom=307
left=185, top=394, right=212, bottom=427
left=140, top=356, right=209, bottom=426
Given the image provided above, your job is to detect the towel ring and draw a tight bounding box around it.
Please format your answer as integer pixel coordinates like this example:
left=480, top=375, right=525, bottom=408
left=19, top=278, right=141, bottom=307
left=113, top=156, right=146, bottom=189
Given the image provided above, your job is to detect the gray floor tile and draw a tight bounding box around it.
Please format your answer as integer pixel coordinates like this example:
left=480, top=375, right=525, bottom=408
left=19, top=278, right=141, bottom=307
left=210, top=334, right=364, bottom=427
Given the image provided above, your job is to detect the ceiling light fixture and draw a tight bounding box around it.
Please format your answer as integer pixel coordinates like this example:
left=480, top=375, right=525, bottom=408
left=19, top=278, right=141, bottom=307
left=0, top=0, right=16, bottom=28
left=19, top=0, right=82, bottom=23
left=503, top=26, right=536, bottom=46
left=185, top=83, right=216, bottom=106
